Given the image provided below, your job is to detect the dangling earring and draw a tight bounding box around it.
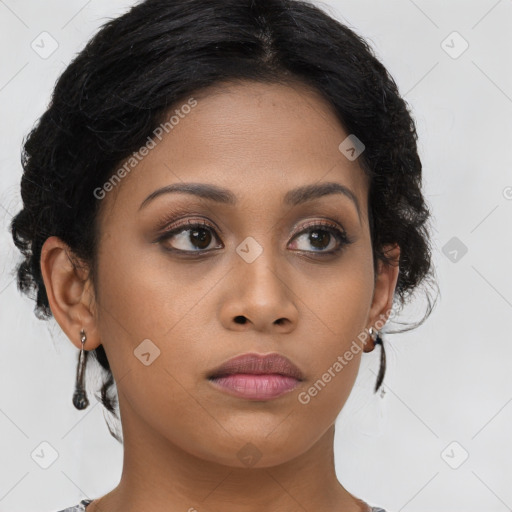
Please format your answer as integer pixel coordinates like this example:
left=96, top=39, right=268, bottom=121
left=369, top=326, right=386, bottom=393
left=72, top=328, right=90, bottom=410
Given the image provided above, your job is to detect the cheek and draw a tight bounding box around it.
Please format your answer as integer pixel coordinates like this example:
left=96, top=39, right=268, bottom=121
left=293, top=254, right=374, bottom=403
left=302, top=249, right=375, bottom=347
left=95, top=230, right=214, bottom=342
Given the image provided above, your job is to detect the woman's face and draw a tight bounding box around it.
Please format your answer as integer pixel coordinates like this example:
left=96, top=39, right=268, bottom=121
left=80, top=80, right=398, bottom=467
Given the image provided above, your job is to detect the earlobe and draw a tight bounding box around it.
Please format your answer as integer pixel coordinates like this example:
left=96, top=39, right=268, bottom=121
left=364, top=243, right=400, bottom=353
left=40, top=236, right=101, bottom=351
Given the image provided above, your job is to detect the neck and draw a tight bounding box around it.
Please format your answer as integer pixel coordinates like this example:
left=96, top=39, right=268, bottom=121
left=90, top=393, right=369, bottom=512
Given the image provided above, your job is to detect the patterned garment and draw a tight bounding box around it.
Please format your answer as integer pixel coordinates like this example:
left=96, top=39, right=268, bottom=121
left=54, top=498, right=389, bottom=512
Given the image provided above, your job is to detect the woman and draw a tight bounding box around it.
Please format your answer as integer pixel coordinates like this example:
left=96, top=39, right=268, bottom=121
left=11, top=0, right=437, bottom=510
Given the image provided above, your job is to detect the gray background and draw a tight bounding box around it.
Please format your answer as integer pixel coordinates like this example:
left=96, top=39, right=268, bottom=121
left=0, top=1, right=511, bottom=511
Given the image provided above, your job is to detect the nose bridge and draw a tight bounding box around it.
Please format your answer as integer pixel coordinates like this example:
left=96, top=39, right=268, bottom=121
left=234, top=234, right=285, bottom=300
left=221, top=232, right=298, bottom=332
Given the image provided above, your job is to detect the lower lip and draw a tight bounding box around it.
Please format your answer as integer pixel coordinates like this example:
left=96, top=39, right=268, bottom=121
left=208, top=374, right=301, bottom=400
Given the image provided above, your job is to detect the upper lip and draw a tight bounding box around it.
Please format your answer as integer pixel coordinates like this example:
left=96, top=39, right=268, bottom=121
left=207, top=352, right=304, bottom=381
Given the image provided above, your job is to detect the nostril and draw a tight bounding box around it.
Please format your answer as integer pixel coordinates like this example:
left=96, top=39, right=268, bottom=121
left=234, top=316, right=247, bottom=324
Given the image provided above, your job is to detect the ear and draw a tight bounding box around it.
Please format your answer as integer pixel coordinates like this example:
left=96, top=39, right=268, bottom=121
left=40, top=236, right=101, bottom=351
left=363, top=243, right=400, bottom=353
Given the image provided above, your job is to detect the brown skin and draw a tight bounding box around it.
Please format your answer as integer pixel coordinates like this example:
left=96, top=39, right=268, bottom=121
left=41, top=81, right=399, bottom=512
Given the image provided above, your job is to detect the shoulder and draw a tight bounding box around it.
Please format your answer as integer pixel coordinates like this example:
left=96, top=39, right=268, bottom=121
left=54, top=499, right=386, bottom=512
left=53, top=499, right=93, bottom=512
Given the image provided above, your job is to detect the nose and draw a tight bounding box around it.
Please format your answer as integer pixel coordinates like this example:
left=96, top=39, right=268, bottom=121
left=218, top=248, right=299, bottom=334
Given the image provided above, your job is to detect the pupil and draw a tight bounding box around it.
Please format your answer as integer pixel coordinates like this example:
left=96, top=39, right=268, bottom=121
left=191, top=228, right=211, bottom=249
left=310, top=230, right=329, bottom=249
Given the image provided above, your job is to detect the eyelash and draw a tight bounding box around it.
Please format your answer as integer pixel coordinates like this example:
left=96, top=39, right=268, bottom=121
left=155, top=217, right=353, bottom=258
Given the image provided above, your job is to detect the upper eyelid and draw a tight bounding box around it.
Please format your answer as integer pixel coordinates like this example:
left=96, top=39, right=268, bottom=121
left=159, top=216, right=345, bottom=231
left=158, top=218, right=348, bottom=243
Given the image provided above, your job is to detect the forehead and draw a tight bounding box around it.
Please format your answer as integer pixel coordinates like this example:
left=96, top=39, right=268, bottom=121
left=99, top=80, right=369, bottom=220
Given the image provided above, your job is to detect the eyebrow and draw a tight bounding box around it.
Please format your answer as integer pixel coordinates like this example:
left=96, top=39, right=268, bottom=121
left=138, top=181, right=361, bottom=221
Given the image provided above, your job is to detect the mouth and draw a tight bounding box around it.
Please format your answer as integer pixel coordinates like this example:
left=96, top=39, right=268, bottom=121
left=207, top=352, right=304, bottom=401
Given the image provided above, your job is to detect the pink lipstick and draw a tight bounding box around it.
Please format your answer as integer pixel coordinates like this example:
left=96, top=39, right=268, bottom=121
left=207, top=352, right=304, bottom=400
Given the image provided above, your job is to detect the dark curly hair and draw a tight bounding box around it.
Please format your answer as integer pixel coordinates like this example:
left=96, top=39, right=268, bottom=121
left=10, top=0, right=438, bottom=443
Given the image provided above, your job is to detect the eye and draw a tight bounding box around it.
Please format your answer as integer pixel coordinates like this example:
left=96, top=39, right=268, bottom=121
left=157, top=219, right=222, bottom=253
left=288, top=220, right=352, bottom=255
left=156, top=217, right=353, bottom=256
